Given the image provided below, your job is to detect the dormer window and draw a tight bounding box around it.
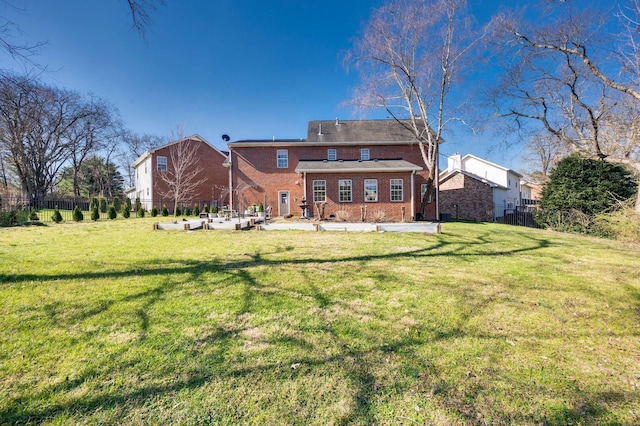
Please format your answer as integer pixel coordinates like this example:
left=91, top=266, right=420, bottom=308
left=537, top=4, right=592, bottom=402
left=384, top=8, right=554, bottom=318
left=328, top=149, right=336, bottom=161
left=361, top=148, right=370, bottom=161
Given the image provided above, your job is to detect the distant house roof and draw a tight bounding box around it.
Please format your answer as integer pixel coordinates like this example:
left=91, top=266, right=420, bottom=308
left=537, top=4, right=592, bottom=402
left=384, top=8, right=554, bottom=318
left=460, top=153, right=523, bottom=178
left=307, top=119, right=441, bottom=144
left=439, top=169, right=507, bottom=190
left=131, top=134, right=227, bottom=168
left=229, top=119, right=441, bottom=147
left=295, top=159, right=423, bottom=174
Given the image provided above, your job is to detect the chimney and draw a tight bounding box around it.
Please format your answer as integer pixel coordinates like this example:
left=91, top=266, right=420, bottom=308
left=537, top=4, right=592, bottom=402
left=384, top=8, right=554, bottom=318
left=448, top=153, right=462, bottom=172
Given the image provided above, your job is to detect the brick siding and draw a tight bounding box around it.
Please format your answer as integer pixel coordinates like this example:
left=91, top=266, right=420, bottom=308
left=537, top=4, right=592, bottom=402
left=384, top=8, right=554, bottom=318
left=439, top=172, right=494, bottom=222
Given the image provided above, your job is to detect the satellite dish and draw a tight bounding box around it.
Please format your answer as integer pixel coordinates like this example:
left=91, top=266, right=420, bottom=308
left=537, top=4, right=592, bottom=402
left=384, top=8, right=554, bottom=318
left=222, top=134, right=230, bottom=142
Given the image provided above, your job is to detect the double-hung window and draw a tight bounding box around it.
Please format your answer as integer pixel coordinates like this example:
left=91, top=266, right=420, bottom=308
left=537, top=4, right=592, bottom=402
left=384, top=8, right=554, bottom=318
left=157, top=156, right=167, bottom=172
left=360, top=148, right=370, bottom=160
left=328, top=149, right=337, bottom=161
left=339, top=179, right=352, bottom=202
left=390, top=179, right=403, bottom=201
left=313, top=180, right=326, bottom=202
left=364, top=179, right=378, bottom=202
left=277, top=149, right=288, bottom=168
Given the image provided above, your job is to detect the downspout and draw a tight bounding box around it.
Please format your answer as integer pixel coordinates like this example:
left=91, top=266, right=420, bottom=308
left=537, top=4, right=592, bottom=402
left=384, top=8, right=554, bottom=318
left=227, top=152, right=233, bottom=210
left=410, top=170, right=415, bottom=220
left=435, top=150, right=440, bottom=221
left=303, top=172, right=307, bottom=201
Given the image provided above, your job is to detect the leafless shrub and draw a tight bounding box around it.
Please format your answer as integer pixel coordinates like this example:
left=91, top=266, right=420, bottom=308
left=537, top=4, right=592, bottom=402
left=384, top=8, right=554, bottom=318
left=370, top=209, right=387, bottom=223
left=334, top=208, right=352, bottom=222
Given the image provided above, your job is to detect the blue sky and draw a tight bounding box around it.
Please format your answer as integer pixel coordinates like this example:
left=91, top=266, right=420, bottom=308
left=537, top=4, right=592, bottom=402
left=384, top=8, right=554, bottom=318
left=1, top=0, right=527, bottom=169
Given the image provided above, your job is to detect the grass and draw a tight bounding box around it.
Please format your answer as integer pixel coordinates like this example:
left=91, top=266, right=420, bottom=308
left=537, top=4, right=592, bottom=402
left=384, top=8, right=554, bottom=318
left=0, top=218, right=639, bottom=425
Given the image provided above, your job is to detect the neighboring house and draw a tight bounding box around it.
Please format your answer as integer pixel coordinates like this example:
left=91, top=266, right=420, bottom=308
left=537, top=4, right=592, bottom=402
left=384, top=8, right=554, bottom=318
left=227, top=119, right=438, bottom=222
left=130, top=135, right=229, bottom=212
left=439, top=153, right=524, bottom=221
left=520, top=180, right=543, bottom=207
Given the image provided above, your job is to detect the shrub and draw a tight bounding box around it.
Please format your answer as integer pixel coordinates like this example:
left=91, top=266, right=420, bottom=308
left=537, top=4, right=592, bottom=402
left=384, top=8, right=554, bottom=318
left=175, top=207, right=182, bottom=216
left=113, top=197, right=122, bottom=212
left=52, top=206, right=63, bottom=223
left=72, top=206, right=84, bottom=222
left=335, top=209, right=352, bottom=222
left=29, top=210, right=39, bottom=221
left=125, top=197, right=132, bottom=212
left=540, top=155, right=637, bottom=217
left=137, top=206, right=145, bottom=217
left=593, top=206, right=640, bottom=243
left=151, top=206, right=158, bottom=217
left=123, top=204, right=130, bottom=219
left=257, top=202, right=264, bottom=213
left=203, top=204, right=209, bottom=213
left=90, top=197, right=99, bottom=210
left=184, top=206, right=191, bottom=216
left=108, top=205, right=117, bottom=220
left=91, top=205, right=100, bottom=221
left=370, top=209, right=387, bottom=223
left=161, top=205, right=169, bottom=216
left=134, top=197, right=141, bottom=213
left=99, top=198, right=107, bottom=213
left=193, top=205, right=200, bottom=216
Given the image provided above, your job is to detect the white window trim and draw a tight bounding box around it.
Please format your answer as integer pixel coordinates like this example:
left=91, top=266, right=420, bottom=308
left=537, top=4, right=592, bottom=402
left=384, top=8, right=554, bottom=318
left=277, top=149, right=288, bottom=168
left=360, top=148, right=370, bottom=161
left=364, top=179, right=378, bottom=202
left=390, top=179, right=403, bottom=202
left=313, top=180, right=326, bottom=203
left=157, top=156, right=167, bottom=172
left=339, top=179, right=352, bottom=203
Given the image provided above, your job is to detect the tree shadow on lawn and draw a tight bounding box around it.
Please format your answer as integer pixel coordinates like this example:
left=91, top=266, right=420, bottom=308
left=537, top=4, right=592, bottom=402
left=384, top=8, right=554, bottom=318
left=2, top=232, right=636, bottom=424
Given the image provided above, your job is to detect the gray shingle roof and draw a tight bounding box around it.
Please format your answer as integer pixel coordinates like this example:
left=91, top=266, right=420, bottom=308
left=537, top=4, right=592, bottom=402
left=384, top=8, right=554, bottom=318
left=307, top=119, right=428, bottom=143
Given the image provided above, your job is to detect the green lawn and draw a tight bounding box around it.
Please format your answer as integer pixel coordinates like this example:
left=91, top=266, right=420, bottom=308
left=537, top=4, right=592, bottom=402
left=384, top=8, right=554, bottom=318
left=1, top=219, right=639, bottom=425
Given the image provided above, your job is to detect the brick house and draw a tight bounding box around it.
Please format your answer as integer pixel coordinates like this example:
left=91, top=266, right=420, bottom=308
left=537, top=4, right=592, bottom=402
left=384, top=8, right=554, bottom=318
left=227, top=119, right=438, bottom=221
left=131, top=135, right=229, bottom=213
left=438, top=153, right=523, bottom=221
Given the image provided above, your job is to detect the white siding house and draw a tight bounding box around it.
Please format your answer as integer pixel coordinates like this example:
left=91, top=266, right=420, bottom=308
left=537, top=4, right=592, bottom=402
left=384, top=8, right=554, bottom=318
left=441, top=153, right=523, bottom=218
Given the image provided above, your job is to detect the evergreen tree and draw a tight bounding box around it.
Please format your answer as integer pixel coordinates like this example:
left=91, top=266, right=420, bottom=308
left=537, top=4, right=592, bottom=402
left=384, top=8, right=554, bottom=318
left=151, top=206, right=158, bottom=217
left=108, top=205, right=117, bottom=219
left=52, top=206, right=63, bottom=223
left=123, top=204, right=130, bottom=219
left=99, top=198, right=107, bottom=213
left=72, top=206, right=84, bottom=222
left=91, top=205, right=100, bottom=221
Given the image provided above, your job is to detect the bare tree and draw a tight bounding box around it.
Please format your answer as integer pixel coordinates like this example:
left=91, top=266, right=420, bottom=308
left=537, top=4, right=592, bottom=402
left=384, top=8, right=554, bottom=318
left=156, top=128, right=207, bottom=216
left=66, top=97, right=117, bottom=197
left=0, top=74, right=108, bottom=201
left=117, top=130, right=163, bottom=188
left=491, top=0, right=640, bottom=209
left=346, top=0, right=480, bottom=219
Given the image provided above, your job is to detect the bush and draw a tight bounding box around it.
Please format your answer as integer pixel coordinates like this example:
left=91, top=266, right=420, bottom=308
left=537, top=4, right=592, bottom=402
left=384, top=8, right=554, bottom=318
left=162, top=205, right=169, bottom=216
left=134, top=197, right=141, bottom=213
left=184, top=206, right=191, bottom=216
left=151, top=206, right=158, bottom=217
left=540, top=155, right=637, bottom=216
left=193, top=205, right=200, bottom=216
left=52, top=206, right=63, bottom=223
left=123, top=204, right=130, bottom=219
left=125, top=197, right=132, bottom=212
left=137, top=206, right=145, bottom=217
left=108, top=205, right=117, bottom=220
left=29, top=210, right=39, bottom=221
left=113, top=197, right=122, bottom=212
left=72, top=206, right=84, bottom=222
left=91, top=205, right=100, bottom=221
left=593, top=207, right=640, bottom=243
left=90, top=197, right=99, bottom=210
left=99, top=198, right=107, bottom=213
left=203, top=204, right=209, bottom=213
left=175, top=207, right=182, bottom=216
